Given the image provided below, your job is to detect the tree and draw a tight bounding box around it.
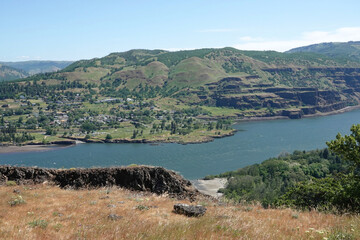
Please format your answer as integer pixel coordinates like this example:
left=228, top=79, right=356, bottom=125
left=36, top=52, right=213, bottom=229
left=132, top=130, right=139, bottom=139
left=105, top=134, right=112, bottom=140
left=327, top=124, right=360, bottom=169
left=276, top=124, right=360, bottom=212
left=80, top=121, right=99, bottom=133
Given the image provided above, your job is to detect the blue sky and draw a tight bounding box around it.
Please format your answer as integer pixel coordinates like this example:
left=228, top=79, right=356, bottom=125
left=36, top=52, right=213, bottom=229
left=1, top=0, right=360, bottom=61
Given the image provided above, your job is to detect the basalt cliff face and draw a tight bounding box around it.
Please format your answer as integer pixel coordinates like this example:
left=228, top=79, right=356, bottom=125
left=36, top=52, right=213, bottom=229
left=199, top=67, right=360, bottom=119
left=0, top=166, right=199, bottom=200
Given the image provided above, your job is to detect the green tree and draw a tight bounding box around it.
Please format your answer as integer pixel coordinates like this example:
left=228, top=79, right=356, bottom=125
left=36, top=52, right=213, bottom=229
left=80, top=121, right=99, bottom=133
left=105, top=134, right=112, bottom=140
left=327, top=124, right=360, bottom=169
left=277, top=124, right=360, bottom=212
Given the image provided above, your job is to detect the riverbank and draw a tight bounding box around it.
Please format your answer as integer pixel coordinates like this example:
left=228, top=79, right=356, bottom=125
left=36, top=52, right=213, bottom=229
left=0, top=144, right=73, bottom=154
left=67, top=129, right=237, bottom=144
left=303, top=104, right=360, bottom=118
left=191, top=178, right=227, bottom=198
left=1, top=104, right=360, bottom=155
left=1, top=108, right=359, bottom=180
left=0, top=140, right=77, bottom=154
left=0, top=129, right=237, bottom=154
left=236, top=104, right=360, bottom=122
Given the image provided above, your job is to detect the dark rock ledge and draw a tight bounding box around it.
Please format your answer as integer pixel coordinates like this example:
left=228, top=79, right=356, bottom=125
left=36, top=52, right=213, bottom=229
left=0, top=165, right=200, bottom=200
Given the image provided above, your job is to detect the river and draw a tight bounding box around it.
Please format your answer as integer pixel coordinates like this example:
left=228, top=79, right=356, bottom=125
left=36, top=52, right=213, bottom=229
left=1, top=109, right=360, bottom=179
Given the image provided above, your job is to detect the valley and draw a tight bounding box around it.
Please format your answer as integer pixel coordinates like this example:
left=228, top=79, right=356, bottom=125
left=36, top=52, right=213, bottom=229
left=2, top=46, right=360, bottom=146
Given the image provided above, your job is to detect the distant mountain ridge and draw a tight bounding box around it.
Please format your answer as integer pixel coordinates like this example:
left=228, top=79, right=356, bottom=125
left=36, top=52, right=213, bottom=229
left=0, top=64, right=28, bottom=81
left=287, top=41, right=360, bottom=62
left=1, top=60, right=73, bottom=75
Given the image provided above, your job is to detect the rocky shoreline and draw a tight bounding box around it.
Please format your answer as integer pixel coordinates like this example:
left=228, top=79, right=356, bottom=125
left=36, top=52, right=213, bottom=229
left=236, top=104, right=360, bottom=122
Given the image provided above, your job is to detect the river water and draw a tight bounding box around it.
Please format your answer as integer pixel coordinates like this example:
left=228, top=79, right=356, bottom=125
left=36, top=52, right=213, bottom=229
left=1, top=110, right=360, bottom=179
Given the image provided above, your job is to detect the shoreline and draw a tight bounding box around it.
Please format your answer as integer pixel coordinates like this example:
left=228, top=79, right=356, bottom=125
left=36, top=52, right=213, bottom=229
left=0, top=144, right=72, bottom=154
left=235, top=104, right=360, bottom=123
left=65, top=129, right=237, bottom=145
left=0, top=131, right=237, bottom=154
left=1, top=104, right=360, bottom=154
left=191, top=178, right=227, bottom=198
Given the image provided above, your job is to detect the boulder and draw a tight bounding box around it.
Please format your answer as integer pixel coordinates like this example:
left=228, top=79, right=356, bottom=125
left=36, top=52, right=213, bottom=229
left=173, top=203, right=206, bottom=217
left=0, top=173, right=7, bottom=183
left=108, top=214, right=123, bottom=221
left=13, top=189, right=21, bottom=194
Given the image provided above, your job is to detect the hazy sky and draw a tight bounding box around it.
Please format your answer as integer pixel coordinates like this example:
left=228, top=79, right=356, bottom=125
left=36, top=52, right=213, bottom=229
left=1, top=0, right=360, bottom=61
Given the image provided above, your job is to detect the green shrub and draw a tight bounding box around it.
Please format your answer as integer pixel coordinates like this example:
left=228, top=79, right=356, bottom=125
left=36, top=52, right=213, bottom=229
left=8, top=195, right=25, bottom=206
left=28, top=219, right=48, bottom=229
left=327, top=228, right=355, bottom=240
left=6, top=181, right=17, bottom=186
left=53, top=223, right=63, bottom=232
left=277, top=174, right=360, bottom=213
left=136, top=205, right=149, bottom=211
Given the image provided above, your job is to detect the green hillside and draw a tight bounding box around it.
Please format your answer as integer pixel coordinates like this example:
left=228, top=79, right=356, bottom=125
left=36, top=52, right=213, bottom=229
left=211, top=124, right=360, bottom=213
left=23, top=47, right=360, bottom=93
left=207, top=148, right=348, bottom=205
left=287, top=41, right=360, bottom=63
left=2, top=46, right=360, bottom=145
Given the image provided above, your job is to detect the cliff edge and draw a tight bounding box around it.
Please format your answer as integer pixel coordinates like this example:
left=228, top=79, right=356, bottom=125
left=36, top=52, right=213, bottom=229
left=0, top=165, right=199, bottom=200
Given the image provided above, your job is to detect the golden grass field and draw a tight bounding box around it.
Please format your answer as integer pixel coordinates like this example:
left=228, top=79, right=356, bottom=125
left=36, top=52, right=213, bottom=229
left=0, top=184, right=359, bottom=240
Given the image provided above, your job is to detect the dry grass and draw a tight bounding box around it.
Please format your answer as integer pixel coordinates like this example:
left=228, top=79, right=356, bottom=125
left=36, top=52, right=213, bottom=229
left=0, top=184, right=359, bottom=240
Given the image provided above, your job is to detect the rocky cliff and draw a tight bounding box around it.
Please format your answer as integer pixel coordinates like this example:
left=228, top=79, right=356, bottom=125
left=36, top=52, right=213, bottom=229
left=0, top=165, right=199, bottom=200
left=197, top=67, right=360, bottom=119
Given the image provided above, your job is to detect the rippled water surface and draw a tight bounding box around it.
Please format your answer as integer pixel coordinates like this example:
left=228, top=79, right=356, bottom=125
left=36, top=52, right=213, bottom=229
left=1, top=110, right=360, bottom=179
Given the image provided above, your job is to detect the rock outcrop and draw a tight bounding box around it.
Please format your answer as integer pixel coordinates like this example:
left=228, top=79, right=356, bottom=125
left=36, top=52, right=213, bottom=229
left=173, top=203, right=207, bottom=217
left=0, top=166, right=199, bottom=200
left=197, top=67, right=360, bottom=119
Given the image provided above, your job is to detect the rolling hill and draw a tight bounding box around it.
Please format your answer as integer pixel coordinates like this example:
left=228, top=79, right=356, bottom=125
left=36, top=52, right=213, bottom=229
left=0, top=60, right=73, bottom=75
left=0, top=64, right=28, bottom=81
left=19, top=46, right=360, bottom=119
left=287, top=41, right=360, bottom=62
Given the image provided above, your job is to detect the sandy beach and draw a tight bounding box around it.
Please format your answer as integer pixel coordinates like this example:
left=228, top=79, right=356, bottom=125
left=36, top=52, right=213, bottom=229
left=191, top=178, right=228, bottom=198
left=0, top=144, right=68, bottom=154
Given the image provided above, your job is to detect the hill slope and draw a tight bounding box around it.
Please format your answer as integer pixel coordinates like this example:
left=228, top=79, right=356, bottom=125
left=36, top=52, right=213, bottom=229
left=1, top=60, right=73, bottom=75
left=208, top=148, right=347, bottom=205
left=0, top=166, right=359, bottom=239
left=287, top=41, right=360, bottom=62
left=2, top=45, right=360, bottom=145
left=0, top=64, right=28, bottom=81
left=22, top=47, right=360, bottom=119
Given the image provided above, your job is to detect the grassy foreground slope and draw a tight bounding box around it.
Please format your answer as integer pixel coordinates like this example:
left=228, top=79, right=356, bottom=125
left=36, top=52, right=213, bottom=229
left=0, top=184, right=359, bottom=240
